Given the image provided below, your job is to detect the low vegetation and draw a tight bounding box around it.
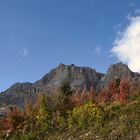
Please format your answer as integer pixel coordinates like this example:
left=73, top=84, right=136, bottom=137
left=0, top=79, right=140, bottom=140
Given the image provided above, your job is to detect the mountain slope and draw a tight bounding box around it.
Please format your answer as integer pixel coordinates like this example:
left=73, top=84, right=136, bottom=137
left=97, top=62, right=140, bottom=89
left=34, top=63, right=104, bottom=92
left=0, top=63, right=104, bottom=107
left=0, top=62, right=139, bottom=108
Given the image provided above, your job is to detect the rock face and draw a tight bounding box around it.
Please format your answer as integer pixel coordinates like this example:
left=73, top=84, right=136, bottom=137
left=34, top=63, right=104, bottom=92
left=0, top=62, right=139, bottom=108
left=0, top=83, right=39, bottom=108
left=0, top=64, right=104, bottom=108
left=97, top=62, right=140, bottom=89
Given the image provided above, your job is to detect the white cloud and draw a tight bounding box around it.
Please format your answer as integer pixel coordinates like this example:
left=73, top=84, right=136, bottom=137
left=111, top=15, right=140, bottom=72
left=93, top=47, right=101, bottom=56
left=23, top=48, right=29, bottom=57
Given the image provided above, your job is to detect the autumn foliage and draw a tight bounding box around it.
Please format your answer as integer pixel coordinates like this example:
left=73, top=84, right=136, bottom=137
left=0, top=79, right=139, bottom=140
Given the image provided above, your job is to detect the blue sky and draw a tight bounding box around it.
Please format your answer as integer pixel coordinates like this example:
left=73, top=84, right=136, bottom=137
left=0, top=0, right=140, bottom=91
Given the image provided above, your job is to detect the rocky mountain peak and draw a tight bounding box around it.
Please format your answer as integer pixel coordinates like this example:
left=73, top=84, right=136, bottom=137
left=107, top=62, right=133, bottom=78
left=35, top=63, right=103, bottom=91
left=0, top=62, right=140, bottom=108
left=97, top=62, right=140, bottom=89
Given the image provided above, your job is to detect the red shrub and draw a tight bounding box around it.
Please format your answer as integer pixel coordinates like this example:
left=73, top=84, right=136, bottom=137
left=6, top=106, right=24, bottom=130
left=108, top=80, right=120, bottom=101
left=96, top=88, right=108, bottom=103
left=118, top=79, right=130, bottom=104
left=24, top=100, right=34, bottom=117
left=69, top=88, right=82, bottom=107
left=81, top=85, right=88, bottom=104
left=0, top=118, right=11, bottom=130
left=89, top=86, right=95, bottom=102
left=96, top=78, right=130, bottom=104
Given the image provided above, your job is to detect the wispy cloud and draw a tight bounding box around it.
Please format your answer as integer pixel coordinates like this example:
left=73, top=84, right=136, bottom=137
left=126, top=9, right=140, bottom=21
left=93, top=46, right=102, bottom=56
left=111, top=15, right=140, bottom=72
left=98, top=22, right=105, bottom=27
left=134, top=9, right=140, bottom=15
left=128, top=0, right=135, bottom=7
left=10, top=18, right=26, bottom=26
left=112, top=23, right=122, bottom=31
left=10, top=18, right=20, bottom=24
left=23, top=48, right=29, bottom=57
left=128, top=2, right=135, bottom=7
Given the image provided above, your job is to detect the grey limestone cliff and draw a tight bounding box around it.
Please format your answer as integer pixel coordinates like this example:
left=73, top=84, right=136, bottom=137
left=0, top=62, right=140, bottom=108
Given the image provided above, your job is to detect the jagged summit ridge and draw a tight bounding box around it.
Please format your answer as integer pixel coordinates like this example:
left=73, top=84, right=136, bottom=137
left=35, top=63, right=103, bottom=91
left=0, top=62, right=140, bottom=107
left=97, top=62, right=140, bottom=89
